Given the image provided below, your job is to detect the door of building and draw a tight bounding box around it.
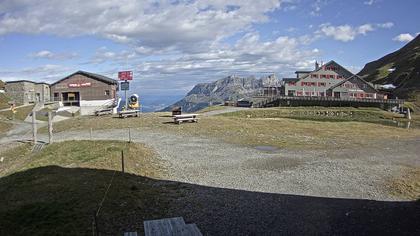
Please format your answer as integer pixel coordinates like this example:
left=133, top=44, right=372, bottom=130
left=334, top=92, right=340, bottom=98
left=62, top=92, right=80, bottom=106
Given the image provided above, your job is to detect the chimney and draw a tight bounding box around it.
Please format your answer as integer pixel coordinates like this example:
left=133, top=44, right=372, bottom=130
left=315, top=61, right=319, bottom=70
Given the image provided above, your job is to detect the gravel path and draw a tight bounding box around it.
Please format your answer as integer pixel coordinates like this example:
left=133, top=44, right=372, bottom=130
left=200, top=107, right=249, bottom=116
left=26, top=127, right=419, bottom=201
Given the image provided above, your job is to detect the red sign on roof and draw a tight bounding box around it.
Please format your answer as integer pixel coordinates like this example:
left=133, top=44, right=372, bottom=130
left=118, top=71, right=133, bottom=81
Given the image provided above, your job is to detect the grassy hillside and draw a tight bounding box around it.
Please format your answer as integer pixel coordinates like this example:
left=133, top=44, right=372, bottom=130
left=0, top=141, right=175, bottom=235
left=358, top=35, right=420, bottom=99
left=0, top=121, right=13, bottom=136
left=0, top=105, right=34, bottom=121
left=0, top=93, right=10, bottom=109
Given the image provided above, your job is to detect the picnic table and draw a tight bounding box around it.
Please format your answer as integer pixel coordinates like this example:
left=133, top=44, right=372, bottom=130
left=173, top=114, right=199, bottom=124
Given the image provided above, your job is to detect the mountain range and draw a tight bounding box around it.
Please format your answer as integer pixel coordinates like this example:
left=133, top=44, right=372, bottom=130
left=162, top=75, right=281, bottom=112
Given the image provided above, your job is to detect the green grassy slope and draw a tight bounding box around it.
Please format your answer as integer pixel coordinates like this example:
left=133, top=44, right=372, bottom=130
left=358, top=35, right=420, bottom=99
left=0, top=141, right=175, bottom=235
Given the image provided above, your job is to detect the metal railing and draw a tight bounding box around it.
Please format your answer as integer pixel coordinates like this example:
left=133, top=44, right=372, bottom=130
left=253, top=95, right=404, bottom=108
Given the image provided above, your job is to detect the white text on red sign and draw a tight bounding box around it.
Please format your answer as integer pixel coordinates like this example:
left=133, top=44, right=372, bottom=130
left=68, top=82, right=92, bottom=88
left=118, top=71, right=133, bottom=81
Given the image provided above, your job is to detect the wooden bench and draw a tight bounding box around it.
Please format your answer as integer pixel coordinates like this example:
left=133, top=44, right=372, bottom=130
left=173, top=114, right=199, bottom=124
left=118, top=110, right=140, bottom=118
left=95, top=108, right=113, bottom=116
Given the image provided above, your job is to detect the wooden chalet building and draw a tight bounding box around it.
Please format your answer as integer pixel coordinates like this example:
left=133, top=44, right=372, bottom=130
left=50, top=71, right=118, bottom=115
left=255, top=60, right=403, bottom=109
left=326, top=75, right=382, bottom=99
left=283, top=60, right=354, bottom=97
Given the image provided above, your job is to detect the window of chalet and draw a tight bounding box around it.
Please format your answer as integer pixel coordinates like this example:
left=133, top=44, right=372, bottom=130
left=321, top=74, right=327, bottom=79
left=105, top=90, right=110, bottom=96
left=311, top=74, right=318, bottom=78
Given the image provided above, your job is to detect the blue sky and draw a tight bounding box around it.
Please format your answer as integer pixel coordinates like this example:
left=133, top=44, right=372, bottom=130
left=0, top=0, right=418, bottom=97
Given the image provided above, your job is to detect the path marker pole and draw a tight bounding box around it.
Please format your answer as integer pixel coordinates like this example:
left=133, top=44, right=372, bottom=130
left=32, top=111, right=37, bottom=144
left=90, top=128, right=93, bottom=140
left=48, top=112, right=53, bottom=144
left=121, top=150, right=125, bottom=173
left=128, top=127, right=131, bottom=143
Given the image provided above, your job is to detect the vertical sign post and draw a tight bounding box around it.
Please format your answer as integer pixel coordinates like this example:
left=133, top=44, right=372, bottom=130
left=118, top=71, right=133, bottom=110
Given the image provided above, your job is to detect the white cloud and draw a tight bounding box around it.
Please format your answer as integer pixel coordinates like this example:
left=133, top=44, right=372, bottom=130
left=363, top=0, right=376, bottom=5
left=0, top=0, right=325, bottom=95
left=88, top=47, right=137, bottom=64
left=29, top=50, right=78, bottom=60
left=0, top=64, right=71, bottom=83
left=0, top=0, right=282, bottom=52
left=393, top=33, right=415, bottom=43
left=310, top=0, right=328, bottom=16
left=377, top=22, right=394, bottom=29
left=134, top=31, right=319, bottom=78
left=318, top=22, right=391, bottom=42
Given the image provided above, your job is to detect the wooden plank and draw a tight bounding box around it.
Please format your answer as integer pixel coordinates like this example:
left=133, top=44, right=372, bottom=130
left=144, top=217, right=186, bottom=236
left=173, top=114, right=199, bottom=118
left=175, top=118, right=198, bottom=122
left=124, top=232, right=138, bottom=236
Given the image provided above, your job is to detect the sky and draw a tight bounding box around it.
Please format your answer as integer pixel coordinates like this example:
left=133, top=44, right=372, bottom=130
left=0, top=0, right=418, bottom=97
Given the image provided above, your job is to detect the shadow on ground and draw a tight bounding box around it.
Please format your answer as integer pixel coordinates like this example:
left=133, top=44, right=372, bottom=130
left=0, top=166, right=418, bottom=235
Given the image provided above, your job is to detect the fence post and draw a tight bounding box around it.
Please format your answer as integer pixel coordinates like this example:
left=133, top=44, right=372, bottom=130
left=128, top=127, right=131, bottom=143
left=93, top=211, right=99, bottom=236
left=48, top=112, right=53, bottom=144
left=121, top=150, right=125, bottom=173
left=90, top=128, right=93, bottom=140
left=32, top=111, right=37, bottom=144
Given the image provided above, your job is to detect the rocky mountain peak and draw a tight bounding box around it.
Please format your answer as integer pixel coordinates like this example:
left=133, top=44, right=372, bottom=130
left=162, top=74, right=280, bottom=112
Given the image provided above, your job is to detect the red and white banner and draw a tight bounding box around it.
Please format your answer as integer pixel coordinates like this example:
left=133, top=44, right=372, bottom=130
left=68, top=82, right=91, bottom=88
left=118, top=71, right=133, bottom=81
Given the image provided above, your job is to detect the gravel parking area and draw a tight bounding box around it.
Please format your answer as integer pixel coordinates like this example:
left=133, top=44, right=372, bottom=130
left=31, top=128, right=418, bottom=201
left=2, top=126, right=419, bottom=234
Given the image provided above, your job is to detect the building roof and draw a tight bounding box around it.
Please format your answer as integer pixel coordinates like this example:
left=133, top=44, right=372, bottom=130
left=6, top=80, right=50, bottom=85
left=51, top=70, right=118, bottom=86
left=298, top=60, right=354, bottom=80
left=327, top=74, right=378, bottom=92
left=295, top=71, right=311, bottom=74
left=282, top=77, right=299, bottom=82
left=6, top=80, right=36, bottom=84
